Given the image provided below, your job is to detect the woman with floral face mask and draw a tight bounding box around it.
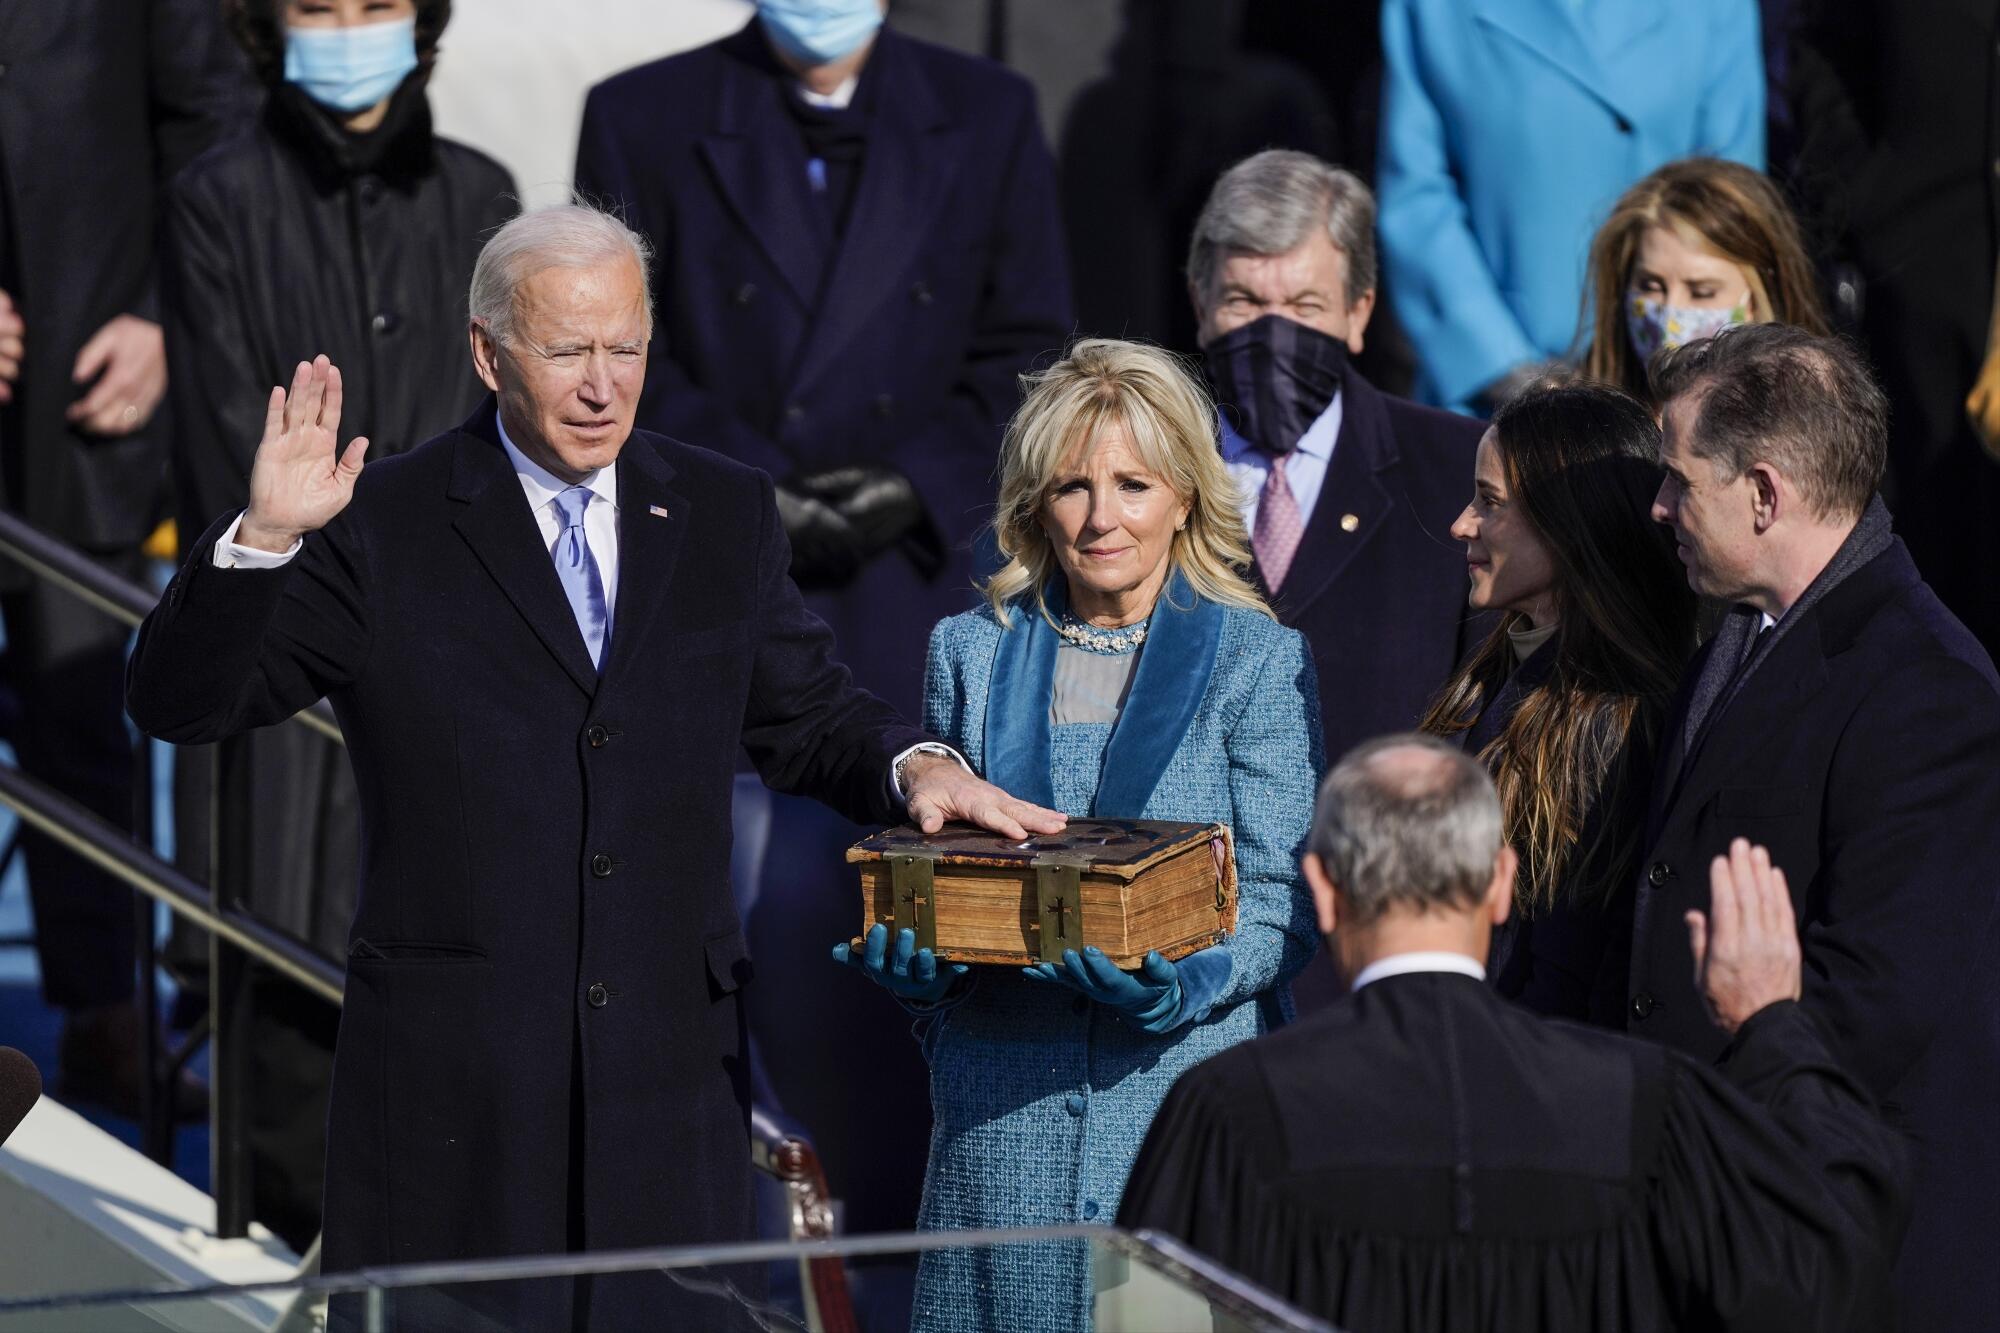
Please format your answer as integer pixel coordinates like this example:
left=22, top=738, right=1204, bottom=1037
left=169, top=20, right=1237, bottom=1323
left=1579, top=158, right=1828, bottom=409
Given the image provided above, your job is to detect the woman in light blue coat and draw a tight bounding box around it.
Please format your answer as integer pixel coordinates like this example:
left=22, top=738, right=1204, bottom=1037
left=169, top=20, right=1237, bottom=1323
left=1377, top=0, right=1764, bottom=410
left=836, top=338, right=1323, bottom=1332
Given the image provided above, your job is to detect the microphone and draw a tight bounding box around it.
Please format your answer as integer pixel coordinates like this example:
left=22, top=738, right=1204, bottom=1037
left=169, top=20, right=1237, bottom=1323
left=0, top=1047, right=43, bottom=1147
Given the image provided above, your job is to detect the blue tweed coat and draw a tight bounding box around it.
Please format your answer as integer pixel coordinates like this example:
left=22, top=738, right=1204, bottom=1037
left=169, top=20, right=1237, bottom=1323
left=910, top=581, right=1323, bottom=1332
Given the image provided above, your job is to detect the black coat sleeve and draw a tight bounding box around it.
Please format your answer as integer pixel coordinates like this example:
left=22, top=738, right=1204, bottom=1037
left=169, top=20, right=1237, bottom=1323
left=1649, top=1001, right=1909, bottom=1331
left=126, top=508, right=373, bottom=744
left=736, top=469, right=930, bottom=824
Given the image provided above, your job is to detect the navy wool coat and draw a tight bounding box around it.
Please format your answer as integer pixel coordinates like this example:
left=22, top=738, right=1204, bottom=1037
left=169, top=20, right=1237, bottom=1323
left=1627, top=539, right=2000, bottom=1329
left=125, top=407, right=926, bottom=1328
left=574, top=22, right=1074, bottom=718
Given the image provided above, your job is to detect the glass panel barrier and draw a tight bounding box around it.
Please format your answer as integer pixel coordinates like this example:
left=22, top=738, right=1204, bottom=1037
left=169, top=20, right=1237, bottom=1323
left=0, top=1227, right=1336, bottom=1333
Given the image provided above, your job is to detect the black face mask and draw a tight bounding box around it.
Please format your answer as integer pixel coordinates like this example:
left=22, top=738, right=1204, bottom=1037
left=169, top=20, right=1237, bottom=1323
left=1202, top=314, right=1348, bottom=455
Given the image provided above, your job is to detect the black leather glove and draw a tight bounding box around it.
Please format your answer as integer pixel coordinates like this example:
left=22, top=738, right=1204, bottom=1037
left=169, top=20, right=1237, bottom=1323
left=793, top=465, right=944, bottom=578
left=774, top=482, right=864, bottom=590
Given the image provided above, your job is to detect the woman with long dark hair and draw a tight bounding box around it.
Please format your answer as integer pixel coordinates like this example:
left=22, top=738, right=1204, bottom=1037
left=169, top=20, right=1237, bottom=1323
left=1421, top=381, right=1695, bottom=1020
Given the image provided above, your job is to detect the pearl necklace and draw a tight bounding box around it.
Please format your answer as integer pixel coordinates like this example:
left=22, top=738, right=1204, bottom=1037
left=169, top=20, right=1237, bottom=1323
left=1056, top=613, right=1150, bottom=655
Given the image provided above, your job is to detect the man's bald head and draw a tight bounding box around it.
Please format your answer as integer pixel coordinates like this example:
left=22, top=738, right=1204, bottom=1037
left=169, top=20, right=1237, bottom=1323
left=1308, top=734, right=1505, bottom=927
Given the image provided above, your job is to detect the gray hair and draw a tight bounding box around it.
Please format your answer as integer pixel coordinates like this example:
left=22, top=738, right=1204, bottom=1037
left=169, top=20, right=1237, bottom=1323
left=1187, top=149, right=1378, bottom=310
left=1650, top=323, right=1886, bottom=522
left=468, top=201, right=655, bottom=348
left=1308, top=734, right=1504, bottom=927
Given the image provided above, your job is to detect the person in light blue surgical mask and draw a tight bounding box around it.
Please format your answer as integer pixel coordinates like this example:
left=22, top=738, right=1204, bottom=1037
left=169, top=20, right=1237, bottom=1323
left=248, top=0, right=430, bottom=130
left=1579, top=158, right=1830, bottom=411
left=756, top=0, right=887, bottom=72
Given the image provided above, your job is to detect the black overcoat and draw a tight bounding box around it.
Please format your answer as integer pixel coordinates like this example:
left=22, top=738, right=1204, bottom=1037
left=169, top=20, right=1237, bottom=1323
left=1627, top=539, right=2000, bottom=1328
left=126, top=408, right=926, bottom=1324
left=0, top=0, right=243, bottom=548
left=573, top=22, right=1073, bottom=720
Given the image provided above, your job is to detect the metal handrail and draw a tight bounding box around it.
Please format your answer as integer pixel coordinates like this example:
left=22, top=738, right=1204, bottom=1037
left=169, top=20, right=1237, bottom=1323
left=0, top=763, right=344, bottom=1005
left=0, top=509, right=343, bottom=742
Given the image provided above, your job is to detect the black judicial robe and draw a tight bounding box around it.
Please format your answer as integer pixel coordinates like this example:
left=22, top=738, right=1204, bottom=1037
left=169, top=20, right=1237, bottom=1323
left=1122, top=972, right=1906, bottom=1333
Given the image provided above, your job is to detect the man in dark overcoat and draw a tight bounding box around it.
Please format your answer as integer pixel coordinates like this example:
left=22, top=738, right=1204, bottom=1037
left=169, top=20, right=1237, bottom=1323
left=0, top=0, right=244, bottom=1107
left=572, top=5, right=1073, bottom=1231
left=572, top=6, right=1071, bottom=720
left=1630, top=323, right=2000, bottom=1329
left=1186, top=150, right=1482, bottom=1015
left=125, top=203, right=1060, bottom=1330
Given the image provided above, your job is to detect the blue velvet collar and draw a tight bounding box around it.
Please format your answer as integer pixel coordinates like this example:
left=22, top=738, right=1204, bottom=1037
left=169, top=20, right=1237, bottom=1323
left=983, top=571, right=1225, bottom=816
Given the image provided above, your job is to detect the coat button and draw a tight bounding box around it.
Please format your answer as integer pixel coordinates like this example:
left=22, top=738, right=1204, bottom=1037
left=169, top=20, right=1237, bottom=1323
left=371, top=312, right=399, bottom=335
left=873, top=393, right=895, bottom=418
left=784, top=404, right=805, bottom=424
left=1631, top=992, right=1655, bottom=1020
left=587, top=983, right=609, bottom=1008
left=910, top=280, right=933, bottom=305
left=586, top=724, right=609, bottom=748
left=1082, top=1200, right=1100, bottom=1219
left=732, top=282, right=757, bottom=305
left=358, top=176, right=382, bottom=205
left=1064, top=1093, right=1085, bottom=1117
left=1648, top=862, right=1672, bottom=888
left=591, top=852, right=614, bottom=878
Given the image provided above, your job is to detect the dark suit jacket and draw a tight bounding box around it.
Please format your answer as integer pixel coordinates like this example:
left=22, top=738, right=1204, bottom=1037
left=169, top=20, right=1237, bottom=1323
left=1252, top=362, right=1483, bottom=766
left=1123, top=972, right=1906, bottom=1332
left=1628, top=538, right=2000, bottom=1328
left=125, top=407, right=926, bottom=1326
left=1258, top=364, right=1482, bottom=1017
left=0, top=0, right=243, bottom=549
left=574, top=22, right=1073, bottom=719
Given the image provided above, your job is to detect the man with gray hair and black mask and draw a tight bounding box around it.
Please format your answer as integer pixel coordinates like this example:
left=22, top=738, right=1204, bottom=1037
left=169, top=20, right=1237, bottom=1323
left=1188, top=153, right=1483, bottom=957
left=124, top=201, right=1061, bottom=1330
left=1123, top=733, right=1907, bottom=1333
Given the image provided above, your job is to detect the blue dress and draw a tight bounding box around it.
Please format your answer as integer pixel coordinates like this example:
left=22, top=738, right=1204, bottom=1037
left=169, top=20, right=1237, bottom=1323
left=910, top=580, right=1324, bottom=1332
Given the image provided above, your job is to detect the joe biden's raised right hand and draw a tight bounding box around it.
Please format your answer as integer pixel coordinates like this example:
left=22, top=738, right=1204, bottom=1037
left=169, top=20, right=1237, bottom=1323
left=237, top=354, right=370, bottom=553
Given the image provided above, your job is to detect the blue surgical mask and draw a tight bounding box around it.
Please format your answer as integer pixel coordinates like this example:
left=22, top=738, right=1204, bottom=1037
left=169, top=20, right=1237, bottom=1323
left=1625, top=290, right=1748, bottom=362
left=283, top=16, right=419, bottom=115
left=756, top=0, right=884, bottom=67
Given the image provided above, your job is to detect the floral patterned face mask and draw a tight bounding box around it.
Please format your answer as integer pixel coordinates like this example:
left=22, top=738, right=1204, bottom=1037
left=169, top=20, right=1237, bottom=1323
left=1624, top=290, right=1749, bottom=361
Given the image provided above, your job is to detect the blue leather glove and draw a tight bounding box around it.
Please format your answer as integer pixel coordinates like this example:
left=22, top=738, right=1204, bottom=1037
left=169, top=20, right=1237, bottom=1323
left=1023, top=945, right=1234, bottom=1033
left=833, top=924, right=968, bottom=1005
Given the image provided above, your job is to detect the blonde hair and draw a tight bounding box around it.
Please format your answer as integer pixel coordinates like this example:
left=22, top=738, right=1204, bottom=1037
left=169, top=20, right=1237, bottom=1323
left=982, top=338, right=1271, bottom=627
left=1579, top=158, right=1828, bottom=405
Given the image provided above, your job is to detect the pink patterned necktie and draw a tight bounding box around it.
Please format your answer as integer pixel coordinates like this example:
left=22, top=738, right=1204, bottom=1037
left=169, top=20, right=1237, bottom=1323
left=1254, top=452, right=1305, bottom=591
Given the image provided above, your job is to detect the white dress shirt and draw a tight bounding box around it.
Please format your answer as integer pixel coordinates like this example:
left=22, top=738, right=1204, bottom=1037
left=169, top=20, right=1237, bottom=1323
left=215, top=411, right=624, bottom=641
left=1220, top=389, right=1342, bottom=534
left=1349, top=949, right=1488, bottom=992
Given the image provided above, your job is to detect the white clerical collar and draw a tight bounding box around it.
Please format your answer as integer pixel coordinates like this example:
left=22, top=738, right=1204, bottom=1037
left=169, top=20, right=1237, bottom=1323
left=1350, top=950, right=1487, bottom=992
left=798, top=74, right=859, bottom=109
left=495, top=408, right=618, bottom=516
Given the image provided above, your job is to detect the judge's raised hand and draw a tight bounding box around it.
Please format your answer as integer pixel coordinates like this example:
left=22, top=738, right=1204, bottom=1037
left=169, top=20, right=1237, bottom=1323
left=238, top=355, right=370, bottom=554
left=900, top=751, right=1066, bottom=842
left=1686, top=838, right=1803, bottom=1035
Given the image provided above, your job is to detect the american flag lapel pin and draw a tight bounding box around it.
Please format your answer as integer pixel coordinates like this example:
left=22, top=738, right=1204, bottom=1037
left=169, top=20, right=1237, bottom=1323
left=648, top=504, right=671, bottom=519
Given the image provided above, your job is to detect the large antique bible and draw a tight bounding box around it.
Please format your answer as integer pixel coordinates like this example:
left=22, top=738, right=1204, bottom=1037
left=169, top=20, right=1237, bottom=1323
left=846, top=819, right=1237, bottom=969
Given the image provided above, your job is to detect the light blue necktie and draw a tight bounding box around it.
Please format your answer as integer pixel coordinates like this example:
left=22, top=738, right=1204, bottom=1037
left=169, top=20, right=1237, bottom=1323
left=551, top=486, right=608, bottom=670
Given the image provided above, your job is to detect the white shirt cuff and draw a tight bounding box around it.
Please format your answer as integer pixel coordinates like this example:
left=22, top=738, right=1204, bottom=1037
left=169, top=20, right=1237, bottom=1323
left=890, top=742, right=972, bottom=806
left=211, top=512, right=302, bottom=569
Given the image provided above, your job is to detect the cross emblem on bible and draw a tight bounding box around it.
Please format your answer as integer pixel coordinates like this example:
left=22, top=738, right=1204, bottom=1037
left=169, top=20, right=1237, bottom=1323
left=899, top=888, right=926, bottom=930
left=1047, top=895, right=1073, bottom=936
